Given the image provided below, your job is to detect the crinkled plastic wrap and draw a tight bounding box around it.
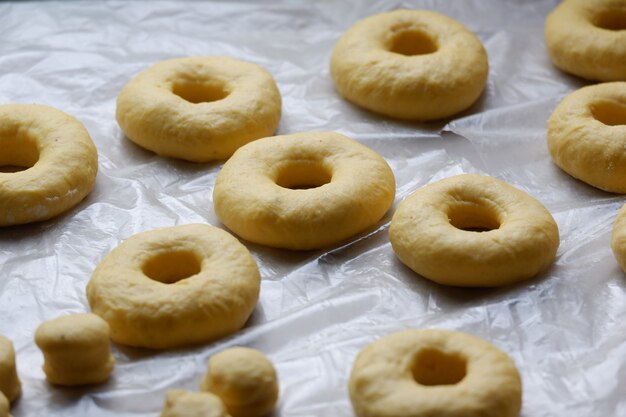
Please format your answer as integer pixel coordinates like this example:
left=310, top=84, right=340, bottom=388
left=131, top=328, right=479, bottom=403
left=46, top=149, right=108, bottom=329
left=0, top=0, right=624, bottom=416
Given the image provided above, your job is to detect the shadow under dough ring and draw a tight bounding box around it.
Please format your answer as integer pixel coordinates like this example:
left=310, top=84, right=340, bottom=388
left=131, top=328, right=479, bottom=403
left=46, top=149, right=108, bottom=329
left=0, top=104, right=98, bottom=226
left=548, top=82, right=626, bottom=193
left=213, top=132, right=396, bottom=250
left=116, top=56, right=282, bottom=162
left=330, top=9, right=488, bottom=120
left=349, top=329, right=522, bottom=417
left=389, top=174, right=559, bottom=287
left=545, top=0, right=626, bottom=82
left=86, top=224, right=260, bottom=349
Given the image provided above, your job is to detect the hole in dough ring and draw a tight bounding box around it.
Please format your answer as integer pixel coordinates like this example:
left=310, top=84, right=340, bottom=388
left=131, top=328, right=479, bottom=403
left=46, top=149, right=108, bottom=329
left=349, top=329, right=522, bottom=417
left=116, top=56, right=282, bottom=162
left=389, top=174, right=559, bottom=287
left=548, top=82, right=626, bottom=193
left=0, top=104, right=98, bottom=226
left=545, top=0, right=626, bottom=82
left=86, top=224, right=260, bottom=349
left=330, top=9, right=488, bottom=121
left=213, top=132, right=396, bottom=250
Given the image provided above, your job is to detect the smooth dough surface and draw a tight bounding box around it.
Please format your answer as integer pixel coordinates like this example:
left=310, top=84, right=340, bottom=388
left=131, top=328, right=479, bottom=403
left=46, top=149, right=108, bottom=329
left=545, top=0, right=626, bottom=82
left=349, top=329, right=522, bottom=417
left=35, top=313, right=115, bottom=386
left=389, top=174, right=559, bottom=287
left=116, top=56, right=282, bottom=162
left=0, top=104, right=98, bottom=226
left=548, top=82, right=626, bottom=193
left=330, top=9, right=488, bottom=120
left=611, top=203, right=626, bottom=272
left=201, top=347, right=278, bottom=417
left=0, top=336, right=20, bottom=403
left=213, top=132, right=396, bottom=250
left=87, top=224, right=260, bottom=349
left=160, top=390, right=230, bottom=417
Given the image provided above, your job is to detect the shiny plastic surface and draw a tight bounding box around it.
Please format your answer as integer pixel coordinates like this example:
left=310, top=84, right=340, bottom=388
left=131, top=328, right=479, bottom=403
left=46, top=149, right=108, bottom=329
left=0, top=1, right=624, bottom=416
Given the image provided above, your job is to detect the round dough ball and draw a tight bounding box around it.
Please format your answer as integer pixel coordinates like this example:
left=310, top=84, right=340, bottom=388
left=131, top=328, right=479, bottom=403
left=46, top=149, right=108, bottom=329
left=389, top=174, right=559, bottom=287
left=611, top=203, right=626, bottom=271
left=547, top=82, right=626, bottom=193
left=0, top=336, right=20, bottom=403
left=545, top=0, right=626, bottom=82
left=201, top=347, right=278, bottom=417
left=116, top=56, right=282, bottom=162
left=330, top=9, right=488, bottom=120
left=349, top=329, right=522, bottom=417
left=160, top=390, right=230, bottom=417
left=87, top=224, right=260, bottom=349
left=0, top=104, right=98, bottom=226
left=213, top=131, right=396, bottom=250
left=34, top=313, right=115, bottom=386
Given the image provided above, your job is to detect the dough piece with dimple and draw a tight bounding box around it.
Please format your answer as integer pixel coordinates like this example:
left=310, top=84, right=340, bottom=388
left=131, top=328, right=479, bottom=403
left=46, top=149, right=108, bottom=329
left=0, top=392, right=11, bottom=417
left=547, top=82, right=626, bottom=193
left=201, top=348, right=278, bottom=417
left=0, top=104, right=98, bottom=226
left=116, top=56, right=282, bottom=162
left=349, top=329, right=522, bottom=417
left=35, top=313, right=115, bottom=386
left=545, top=0, right=626, bottom=82
left=160, top=390, right=231, bottom=417
left=0, top=336, right=20, bottom=403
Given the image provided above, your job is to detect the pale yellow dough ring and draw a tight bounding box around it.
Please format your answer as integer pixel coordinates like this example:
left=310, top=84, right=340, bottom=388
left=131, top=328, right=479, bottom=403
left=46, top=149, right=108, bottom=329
left=213, top=132, right=396, bottom=250
left=86, top=224, right=260, bottom=349
left=349, top=329, right=522, bottom=417
left=330, top=9, right=488, bottom=120
left=545, top=0, right=626, bottom=82
left=116, top=56, right=281, bottom=162
left=548, top=82, right=626, bottom=193
left=0, top=104, right=98, bottom=226
left=389, top=174, right=559, bottom=287
left=611, top=203, right=626, bottom=272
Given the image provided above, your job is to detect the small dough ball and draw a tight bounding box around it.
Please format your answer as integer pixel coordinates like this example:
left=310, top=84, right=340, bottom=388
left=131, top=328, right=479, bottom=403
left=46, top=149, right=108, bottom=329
left=0, top=392, right=11, bottom=417
left=160, top=390, right=230, bottom=417
left=35, top=313, right=115, bottom=386
left=0, top=336, right=20, bottom=403
left=201, top=348, right=278, bottom=417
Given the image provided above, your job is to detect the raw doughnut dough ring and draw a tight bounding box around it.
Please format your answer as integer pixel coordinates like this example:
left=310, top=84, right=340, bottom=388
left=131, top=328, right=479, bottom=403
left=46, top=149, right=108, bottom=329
left=161, top=390, right=230, bottom=417
left=116, top=56, right=282, bottom=162
left=330, top=9, right=488, bottom=120
left=0, top=336, right=20, bottom=404
left=611, top=203, right=626, bottom=272
left=349, top=329, right=522, bottom=417
left=0, top=104, right=98, bottom=226
left=548, top=82, right=626, bottom=193
left=86, top=224, right=260, bottom=349
left=213, top=132, right=396, bottom=250
left=35, top=313, right=115, bottom=386
left=545, top=0, right=626, bottom=82
left=389, top=174, right=559, bottom=287
left=200, top=347, right=278, bottom=417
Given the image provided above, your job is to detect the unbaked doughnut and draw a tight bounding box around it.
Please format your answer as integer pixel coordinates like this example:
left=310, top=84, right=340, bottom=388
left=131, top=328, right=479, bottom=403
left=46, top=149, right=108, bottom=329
left=213, top=132, right=395, bottom=250
left=200, top=347, right=278, bottom=417
left=160, top=390, right=230, bottom=417
left=35, top=313, right=115, bottom=385
left=116, top=56, right=281, bottom=162
left=87, top=224, right=260, bottom=349
left=545, top=0, right=626, bottom=82
left=0, top=336, right=20, bottom=403
left=330, top=9, right=488, bottom=120
left=548, top=82, right=626, bottom=193
left=349, top=329, right=522, bottom=417
left=389, top=174, right=559, bottom=287
left=611, top=203, right=626, bottom=272
left=0, top=104, right=98, bottom=226
left=0, top=392, right=10, bottom=417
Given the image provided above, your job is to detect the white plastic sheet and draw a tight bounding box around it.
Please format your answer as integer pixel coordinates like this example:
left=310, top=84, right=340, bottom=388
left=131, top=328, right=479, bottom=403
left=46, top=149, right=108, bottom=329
left=1, top=0, right=624, bottom=416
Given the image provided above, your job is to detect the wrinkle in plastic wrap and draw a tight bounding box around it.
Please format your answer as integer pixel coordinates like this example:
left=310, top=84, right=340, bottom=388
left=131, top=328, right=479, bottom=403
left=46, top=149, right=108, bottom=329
left=0, top=0, right=624, bottom=416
